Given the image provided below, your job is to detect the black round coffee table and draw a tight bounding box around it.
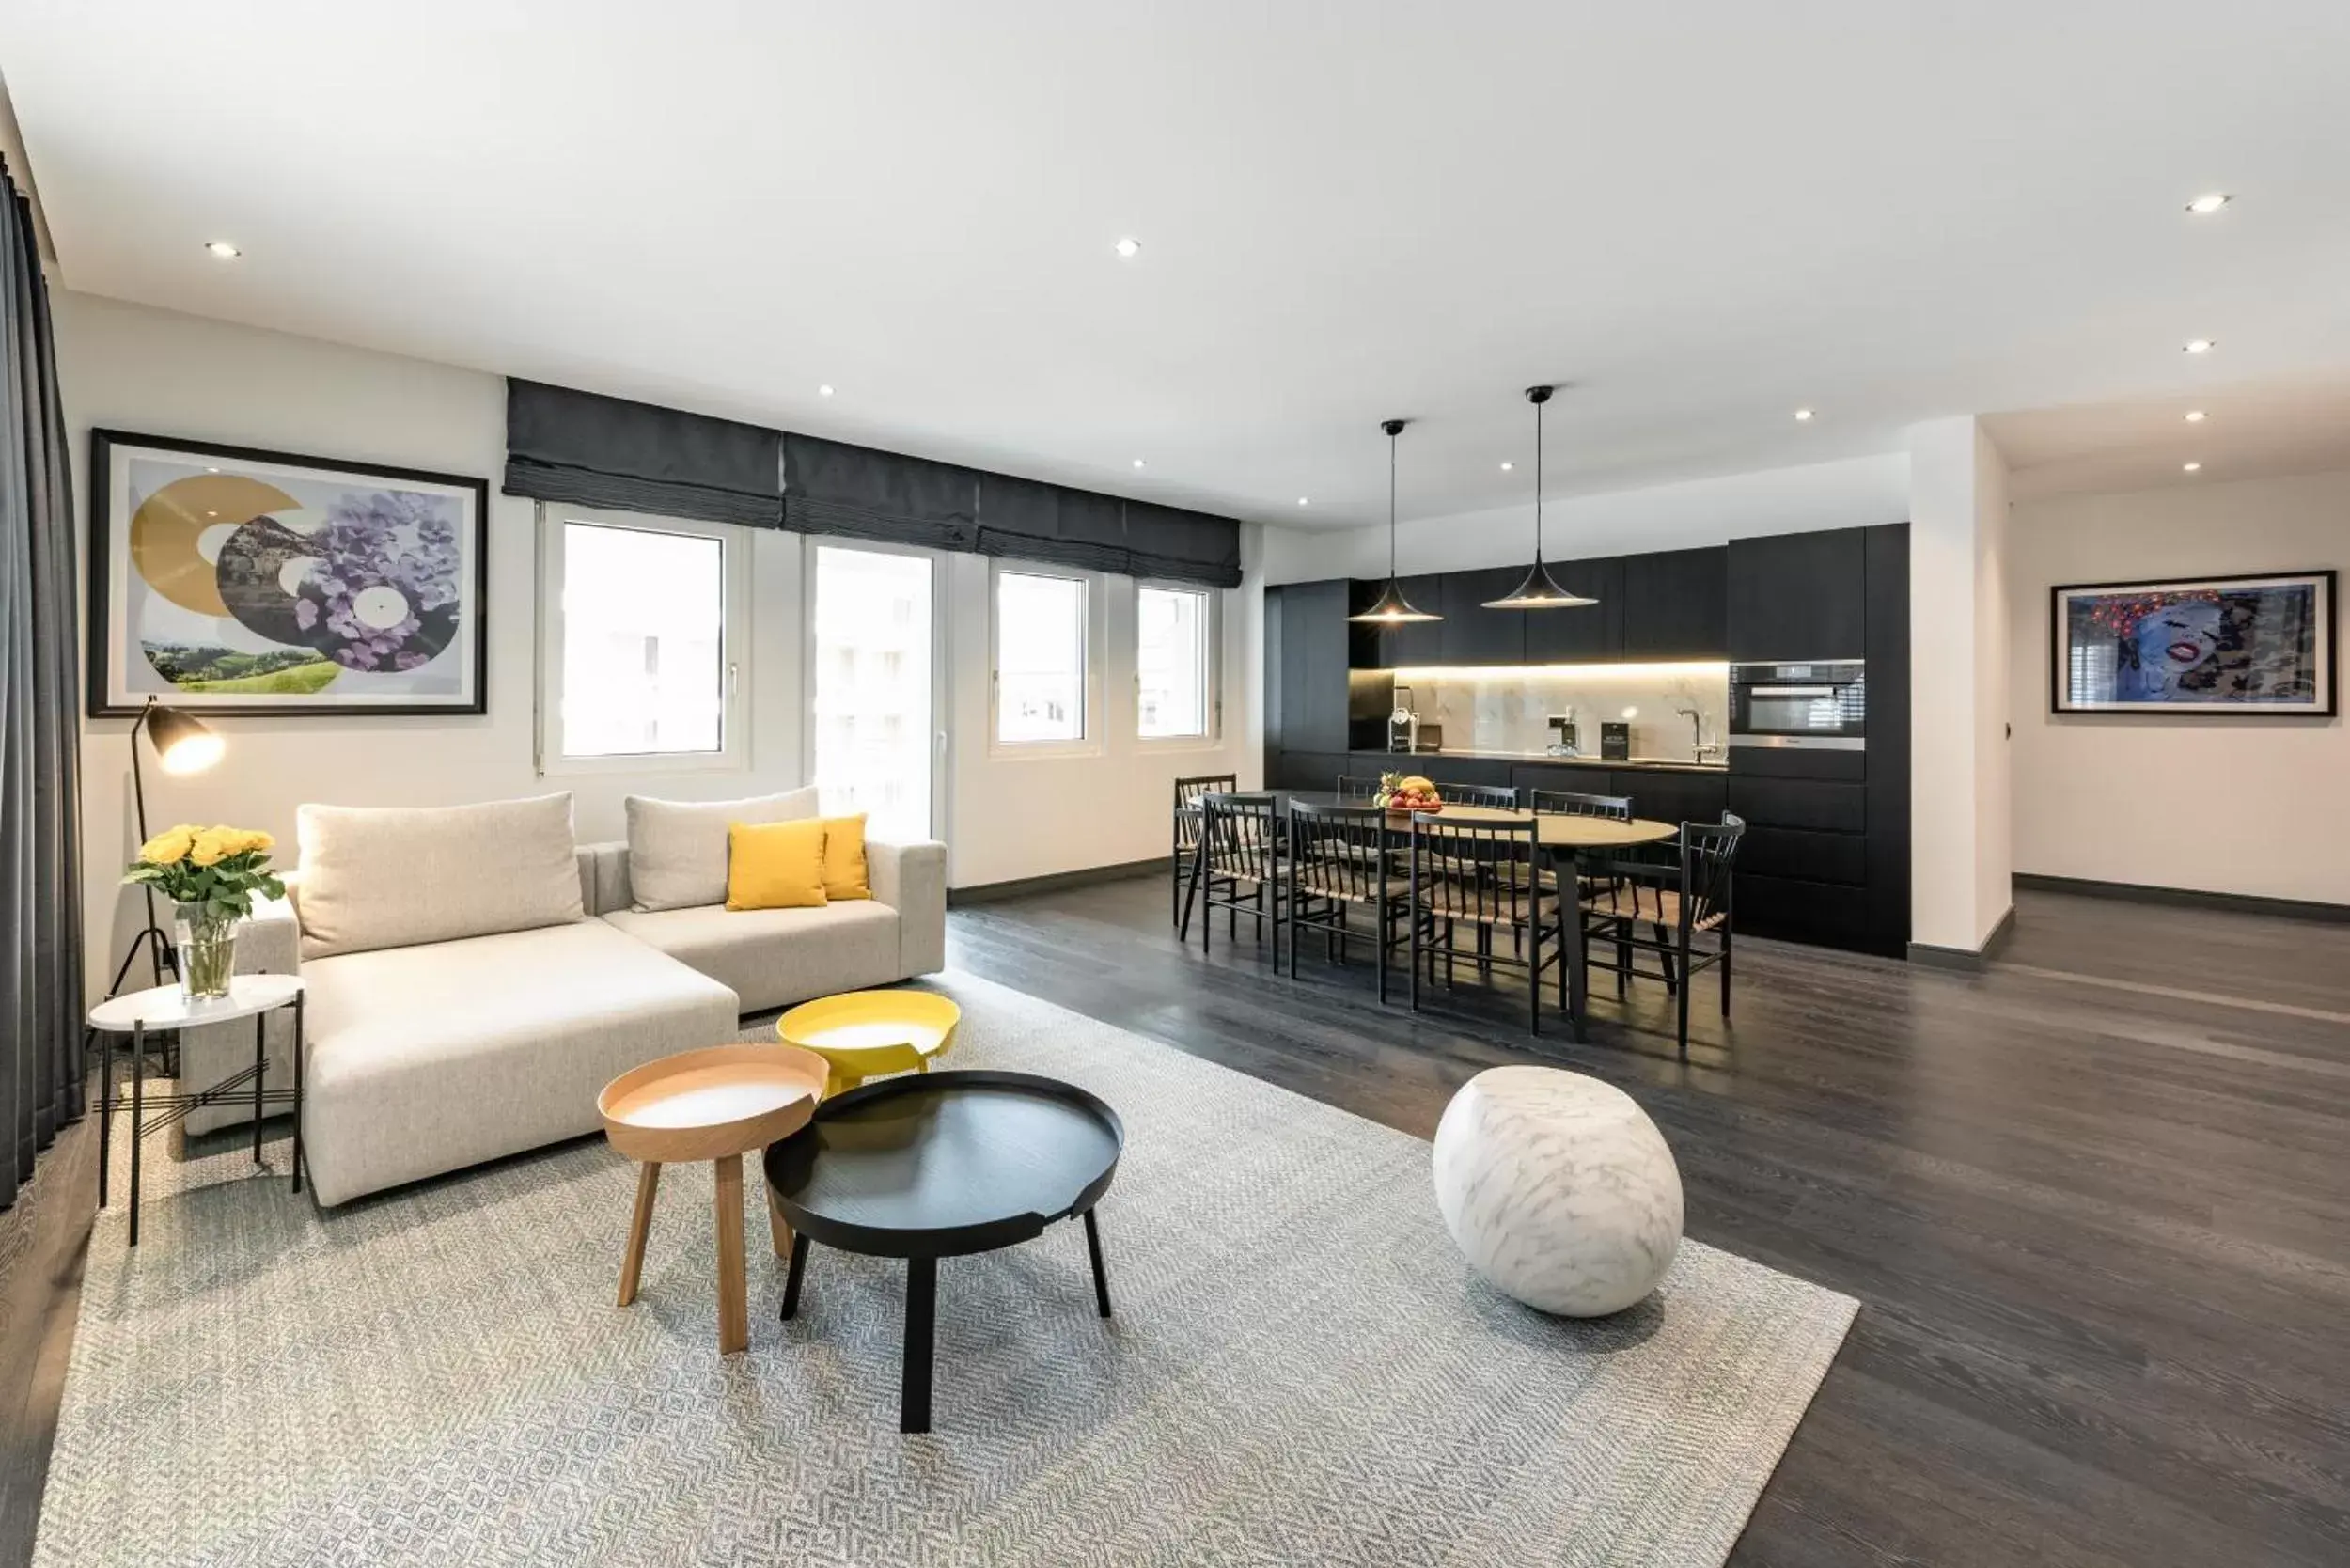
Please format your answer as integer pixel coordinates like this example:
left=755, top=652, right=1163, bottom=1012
left=763, top=1069, right=1124, bottom=1433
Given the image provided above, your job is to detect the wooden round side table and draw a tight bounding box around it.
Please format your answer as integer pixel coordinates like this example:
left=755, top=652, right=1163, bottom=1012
left=597, top=1043, right=829, bottom=1356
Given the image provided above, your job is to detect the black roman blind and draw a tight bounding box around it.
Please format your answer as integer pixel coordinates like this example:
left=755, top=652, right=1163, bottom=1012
left=781, top=431, right=978, bottom=550
left=503, top=379, right=782, bottom=527
left=503, top=378, right=1243, bottom=588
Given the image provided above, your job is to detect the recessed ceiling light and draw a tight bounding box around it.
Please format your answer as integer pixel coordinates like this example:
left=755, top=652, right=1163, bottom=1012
left=1498, top=461, right=1514, bottom=472
left=817, top=384, right=835, bottom=397
left=2182, top=461, right=2202, bottom=473
left=2185, top=193, right=2232, bottom=215
left=1794, top=408, right=1815, bottom=422
left=1132, top=458, right=1146, bottom=468
left=1296, top=496, right=1309, bottom=507
left=2184, top=338, right=2216, bottom=354
left=1113, top=237, right=1141, bottom=259
left=2184, top=409, right=2206, bottom=422
left=204, top=241, right=241, bottom=259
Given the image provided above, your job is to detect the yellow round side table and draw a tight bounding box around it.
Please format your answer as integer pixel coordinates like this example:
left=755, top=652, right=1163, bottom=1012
left=776, top=989, right=963, bottom=1096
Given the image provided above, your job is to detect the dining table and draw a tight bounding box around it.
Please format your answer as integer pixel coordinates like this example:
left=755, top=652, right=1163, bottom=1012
left=1179, top=791, right=1679, bottom=1038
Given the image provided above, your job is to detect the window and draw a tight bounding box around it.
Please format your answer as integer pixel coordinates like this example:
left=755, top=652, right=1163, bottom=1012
left=993, top=568, right=1089, bottom=747
left=808, top=542, right=935, bottom=839
left=540, top=510, right=744, bottom=770
left=1136, top=585, right=1213, bottom=740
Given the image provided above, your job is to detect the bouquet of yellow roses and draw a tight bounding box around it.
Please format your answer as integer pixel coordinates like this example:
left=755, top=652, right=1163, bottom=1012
left=124, top=825, right=285, bottom=999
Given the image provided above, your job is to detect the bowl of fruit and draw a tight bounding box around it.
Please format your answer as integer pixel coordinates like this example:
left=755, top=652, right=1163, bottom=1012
left=1373, top=773, right=1442, bottom=814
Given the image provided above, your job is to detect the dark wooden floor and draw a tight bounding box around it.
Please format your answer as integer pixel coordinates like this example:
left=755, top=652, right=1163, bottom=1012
left=2, top=882, right=2343, bottom=1567
left=948, top=879, right=2350, bottom=1568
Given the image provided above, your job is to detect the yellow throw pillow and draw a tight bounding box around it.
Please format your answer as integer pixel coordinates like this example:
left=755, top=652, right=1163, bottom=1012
left=726, top=819, right=829, bottom=911
left=822, top=813, right=871, bottom=901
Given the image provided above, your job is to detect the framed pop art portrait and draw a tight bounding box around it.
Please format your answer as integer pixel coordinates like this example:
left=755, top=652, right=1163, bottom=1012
left=87, top=431, right=488, bottom=717
left=2050, top=570, right=2335, bottom=716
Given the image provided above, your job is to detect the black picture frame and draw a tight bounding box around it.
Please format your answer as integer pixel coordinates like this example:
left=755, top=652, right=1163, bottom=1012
left=2048, top=568, right=2337, bottom=717
left=86, top=429, right=490, bottom=718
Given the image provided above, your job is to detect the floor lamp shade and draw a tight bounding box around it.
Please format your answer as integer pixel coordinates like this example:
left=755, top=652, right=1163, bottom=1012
left=142, top=700, right=224, bottom=776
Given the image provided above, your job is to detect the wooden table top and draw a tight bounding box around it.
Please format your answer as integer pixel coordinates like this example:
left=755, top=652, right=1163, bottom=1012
left=599, top=1043, right=830, bottom=1165
left=1434, top=806, right=1679, bottom=849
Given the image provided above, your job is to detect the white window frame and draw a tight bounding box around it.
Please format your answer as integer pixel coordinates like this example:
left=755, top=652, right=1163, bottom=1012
left=535, top=503, right=751, bottom=776
left=988, top=558, right=1104, bottom=758
left=1133, top=580, right=1222, bottom=748
left=799, top=534, right=948, bottom=839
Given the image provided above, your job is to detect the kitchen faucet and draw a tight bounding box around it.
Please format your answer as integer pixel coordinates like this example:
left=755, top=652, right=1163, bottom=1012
left=1677, top=705, right=1721, bottom=764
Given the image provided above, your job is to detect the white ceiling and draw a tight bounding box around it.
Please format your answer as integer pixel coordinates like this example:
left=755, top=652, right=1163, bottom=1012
left=6, top=2, right=2350, bottom=527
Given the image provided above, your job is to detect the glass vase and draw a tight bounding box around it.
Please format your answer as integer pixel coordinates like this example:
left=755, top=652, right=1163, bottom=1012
left=172, top=903, right=238, bottom=1002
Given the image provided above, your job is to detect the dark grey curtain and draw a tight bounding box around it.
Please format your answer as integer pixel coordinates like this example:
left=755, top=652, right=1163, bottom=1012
left=0, top=162, right=85, bottom=1211
left=504, top=378, right=783, bottom=527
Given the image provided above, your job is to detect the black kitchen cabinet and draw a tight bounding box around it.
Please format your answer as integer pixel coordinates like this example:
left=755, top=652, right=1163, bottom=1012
left=1732, top=872, right=1872, bottom=949
left=1738, top=826, right=1868, bottom=886
left=1727, top=527, right=1867, bottom=661
left=1524, top=557, right=1623, bottom=664
left=1619, top=545, right=1727, bottom=658
left=1439, top=570, right=1529, bottom=665
left=1371, top=574, right=1445, bottom=667
left=1619, top=768, right=1728, bottom=827
left=1277, top=579, right=1352, bottom=753
left=1273, top=749, right=1355, bottom=792
left=1726, top=776, right=1866, bottom=834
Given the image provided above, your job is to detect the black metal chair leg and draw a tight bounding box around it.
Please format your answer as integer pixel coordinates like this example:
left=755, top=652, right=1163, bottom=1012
left=1084, top=1209, right=1113, bottom=1318
left=901, top=1256, right=937, bottom=1434
left=780, top=1231, right=810, bottom=1320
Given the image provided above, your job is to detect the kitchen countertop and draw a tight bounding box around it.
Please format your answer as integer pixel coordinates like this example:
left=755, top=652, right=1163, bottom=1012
left=1375, top=750, right=1729, bottom=776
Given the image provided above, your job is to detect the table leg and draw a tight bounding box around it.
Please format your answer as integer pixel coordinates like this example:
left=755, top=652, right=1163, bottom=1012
left=1564, top=853, right=1590, bottom=1044
left=96, top=1028, right=112, bottom=1211
left=290, top=992, right=306, bottom=1196
left=251, top=1013, right=267, bottom=1167
left=713, top=1153, right=749, bottom=1355
left=618, top=1161, right=661, bottom=1307
left=1084, top=1208, right=1113, bottom=1318
left=901, top=1255, right=936, bottom=1434
left=129, top=1022, right=145, bottom=1247
left=764, top=1176, right=791, bottom=1259
left=780, top=1232, right=810, bottom=1321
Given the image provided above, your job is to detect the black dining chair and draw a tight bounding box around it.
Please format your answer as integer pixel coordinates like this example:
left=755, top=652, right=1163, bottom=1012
left=1408, top=813, right=1562, bottom=1035
left=1528, top=789, right=1630, bottom=822
left=1184, top=792, right=1286, bottom=967
left=1577, top=811, right=1746, bottom=1058
left=1170, top=773, right=1237, bottom=926
left=1285, top=800, right=1415, bottom=1002
left=1434, top=782, right=1521, bottom=809
left=1334, top=774, right=1386, bottom=801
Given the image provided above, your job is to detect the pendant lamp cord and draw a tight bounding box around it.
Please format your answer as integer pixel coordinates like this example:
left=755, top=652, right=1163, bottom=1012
left=1388, top=425, right=1399, bottom=579
left=1532, top=394, right=1545, bottom=570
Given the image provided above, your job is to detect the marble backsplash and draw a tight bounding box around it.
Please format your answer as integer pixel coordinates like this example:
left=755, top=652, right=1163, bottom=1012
left=1391, top=664, right=1730, bottom=762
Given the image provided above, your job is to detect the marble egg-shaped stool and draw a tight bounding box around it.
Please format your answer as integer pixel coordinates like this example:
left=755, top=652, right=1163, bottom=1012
left=1433, top=1065, right=1683, bottom=1317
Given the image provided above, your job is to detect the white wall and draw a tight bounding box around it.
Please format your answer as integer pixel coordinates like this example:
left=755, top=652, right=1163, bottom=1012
left=61, top=292, right=811, bottom=995
left=943, top=546, right=1260, bottom=889
left=1260, top=452, right=1911, bottom=583
left=62, top=291, right=1261, bottom=998
left=2008, top=468, right=2348, bottom=904
left=1906, top=416, right=2013, bottom=953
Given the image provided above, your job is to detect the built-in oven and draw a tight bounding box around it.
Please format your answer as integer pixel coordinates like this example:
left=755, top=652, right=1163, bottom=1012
left=1729, top=660, right=1866, bottom=749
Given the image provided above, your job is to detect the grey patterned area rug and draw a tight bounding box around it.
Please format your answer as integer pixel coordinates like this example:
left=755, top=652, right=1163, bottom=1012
left=40, top=972, right=1855, bottom=1567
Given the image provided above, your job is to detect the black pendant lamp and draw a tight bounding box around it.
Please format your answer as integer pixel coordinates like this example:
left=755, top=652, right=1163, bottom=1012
left=1483, top=384, right=1597, bottom=609
left=1347, top=417, right=1441, bottom=624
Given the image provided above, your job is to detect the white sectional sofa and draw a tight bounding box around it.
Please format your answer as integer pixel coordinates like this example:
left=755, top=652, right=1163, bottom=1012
left=178, top=791, right=946, bottom=1207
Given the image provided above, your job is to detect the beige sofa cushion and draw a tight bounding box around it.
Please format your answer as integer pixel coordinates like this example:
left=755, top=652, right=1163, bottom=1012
left=602, top=898, right=901, bottom=1014
left=295, top=794, right=584, bottom=959
left=625, top=787, right=819, bottom=912
left=300, top=919, right=739, bottom=1206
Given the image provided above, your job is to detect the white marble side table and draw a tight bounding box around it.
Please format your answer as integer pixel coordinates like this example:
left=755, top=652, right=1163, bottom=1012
left=86, top=976, right=306, bottom=1246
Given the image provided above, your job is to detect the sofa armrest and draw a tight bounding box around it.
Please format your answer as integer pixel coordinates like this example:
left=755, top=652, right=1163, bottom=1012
left=578, top=840, right=631, bottom=917
left=866, top=839, right=947, bottom=978
left=173, top=892, right=304, bottom=1140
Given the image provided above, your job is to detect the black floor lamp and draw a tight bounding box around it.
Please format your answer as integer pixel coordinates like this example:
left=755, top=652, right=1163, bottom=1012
left=106, top=696, right=227, bottom=999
